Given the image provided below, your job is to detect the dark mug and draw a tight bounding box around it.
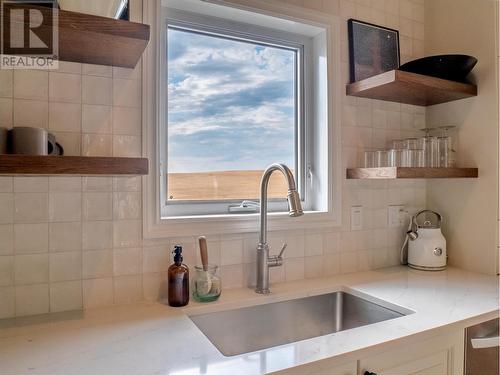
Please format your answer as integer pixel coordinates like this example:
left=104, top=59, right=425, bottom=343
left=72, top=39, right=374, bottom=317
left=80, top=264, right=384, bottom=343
left=48, top=133, right=64, bottom=156
left=0, top=127, right=7, bottom=154
left=10, top=127, right=48, bottom=155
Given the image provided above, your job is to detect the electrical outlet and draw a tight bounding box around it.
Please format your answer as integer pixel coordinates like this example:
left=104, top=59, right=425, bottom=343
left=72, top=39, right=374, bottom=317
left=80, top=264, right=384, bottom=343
left=388, top=205, right=408, bottom=228
left=351, top=206, right=363, bottom=231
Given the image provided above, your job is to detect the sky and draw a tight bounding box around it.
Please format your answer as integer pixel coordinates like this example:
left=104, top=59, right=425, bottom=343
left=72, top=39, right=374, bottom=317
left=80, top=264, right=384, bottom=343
left=167, top=27, right=296, bottom=173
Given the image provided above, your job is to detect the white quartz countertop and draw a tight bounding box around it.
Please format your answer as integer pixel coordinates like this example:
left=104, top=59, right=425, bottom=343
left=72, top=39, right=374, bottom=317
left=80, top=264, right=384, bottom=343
left=0, top=266, right=498, bottom=375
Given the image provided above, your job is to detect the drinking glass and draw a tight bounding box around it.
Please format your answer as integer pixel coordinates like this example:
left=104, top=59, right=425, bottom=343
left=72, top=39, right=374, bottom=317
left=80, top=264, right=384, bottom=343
left=404, top=138, right=421, bottom=150
left=364, top=151, right=376, bottom=168
left=438, top=126, right=457, bottom=167
left=390, top=140, right=406, bottom=150
left=375, top=150, right=389, bottom=167
left=408, top=149, right=425, bottom=167
left=421, top=136, right=439, bottom=167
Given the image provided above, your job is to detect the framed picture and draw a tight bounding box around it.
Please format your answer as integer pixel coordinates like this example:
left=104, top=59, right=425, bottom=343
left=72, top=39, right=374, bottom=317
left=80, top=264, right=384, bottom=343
left=348, top=19, right=400, bottom=83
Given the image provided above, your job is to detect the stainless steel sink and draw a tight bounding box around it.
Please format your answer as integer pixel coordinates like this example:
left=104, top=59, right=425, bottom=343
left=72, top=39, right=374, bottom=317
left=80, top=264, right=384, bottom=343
left=189, top=291, right=409, bottom=356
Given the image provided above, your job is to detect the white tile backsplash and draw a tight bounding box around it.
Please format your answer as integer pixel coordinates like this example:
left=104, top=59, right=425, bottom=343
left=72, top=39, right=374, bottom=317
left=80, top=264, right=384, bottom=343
left=14, top=223, right=48, bottom=254
left=14, top=254, right=49, bottom=285
left=0, top=0, right=428, bottom=318
left=15, top=284, right=49, bottom=316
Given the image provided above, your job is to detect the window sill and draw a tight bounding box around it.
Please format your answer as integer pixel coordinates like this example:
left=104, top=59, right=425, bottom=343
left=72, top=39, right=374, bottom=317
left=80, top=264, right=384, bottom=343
left=144, top=210, right=339, bottom=239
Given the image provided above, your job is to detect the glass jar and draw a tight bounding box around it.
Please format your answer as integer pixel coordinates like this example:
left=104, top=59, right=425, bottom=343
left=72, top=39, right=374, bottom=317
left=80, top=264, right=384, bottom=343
left=193, top=265, right=221, bottom=302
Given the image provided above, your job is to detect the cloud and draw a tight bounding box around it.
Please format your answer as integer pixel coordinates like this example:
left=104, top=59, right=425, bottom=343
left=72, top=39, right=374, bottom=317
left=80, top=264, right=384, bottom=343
left=167, top=27, right=296, bottom=173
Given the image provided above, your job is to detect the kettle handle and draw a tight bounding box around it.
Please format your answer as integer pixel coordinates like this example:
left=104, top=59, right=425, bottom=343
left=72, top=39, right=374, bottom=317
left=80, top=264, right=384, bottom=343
left=412, top=210, right=442, bottom=229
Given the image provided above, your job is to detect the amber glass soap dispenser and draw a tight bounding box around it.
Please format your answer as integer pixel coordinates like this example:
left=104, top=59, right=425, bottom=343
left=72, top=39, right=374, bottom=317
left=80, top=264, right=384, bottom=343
left=168, top=245, right=189, bottom=307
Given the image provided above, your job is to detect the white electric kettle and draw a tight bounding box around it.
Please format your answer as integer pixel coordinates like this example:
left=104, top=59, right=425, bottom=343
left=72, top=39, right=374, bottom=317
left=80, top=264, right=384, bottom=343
left=401, top=210, right=447, bottom=271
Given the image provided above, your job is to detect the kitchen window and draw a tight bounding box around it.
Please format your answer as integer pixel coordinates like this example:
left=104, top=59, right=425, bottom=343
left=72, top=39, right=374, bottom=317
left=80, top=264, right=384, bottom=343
left=145, top=0, right=341, bottom=237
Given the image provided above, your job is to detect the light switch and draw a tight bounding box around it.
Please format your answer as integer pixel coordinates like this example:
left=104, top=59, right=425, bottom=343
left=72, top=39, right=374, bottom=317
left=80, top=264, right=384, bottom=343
left=388, top=205, right=408, bottom=228
left=351, top=206, right=363, bottom=231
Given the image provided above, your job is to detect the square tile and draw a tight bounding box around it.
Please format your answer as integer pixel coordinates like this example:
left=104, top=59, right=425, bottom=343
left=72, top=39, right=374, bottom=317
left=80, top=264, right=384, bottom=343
left=49, top=222, right=82, bottom=252
left=0, top=287, right=15, bottom=318
left=0, top=225, right=13, bottom=255
left=56, top=62, right=81, bottom=74
left=49, top=252, right=82, bottom=282
left=143, top=247, right=169, bottom=273
left=83, top=192, right=113, bottom=221
left=305, top=256, right=324, bottom=279
left=15, top=284, right=49, bottom=316
left=220, top=264, right=243, bottom=289
left=113, top=177, right=141, bottom=192
left=15, top=254, right=49, bottom=285
left=14, top=193, right=48, bottom=223
left=49, top=177, right=82, bottom=192
left=0, top=256, right=14, bottom=286
left=0, top=193, right=14, bottom=224
left=113, top=106, right=141, bottom=135
left=83, top=277, right=113, bottom=308
left=14, top=223, right=48, bottom=254
left=13, top=177, right=48, bottom=192
left=0, top=98, right=13, bottom=128
left=220, top=240, right=243, bottom=266
left=0, top=178, right=13, bottom=193
left=113, top=275, right=142, bottom=304
left=82, top=105, right=112, bottom=134
left=285, top=258, right=304, bottom=282
left=305, top=233, right=324, bottom=256
left=83, top=177, right=112, bottom=192
left=112, top=135, right=141, bottom=157
left=14, top=70, right=48, bottom=100
left=83, top=249, right=113, bottom=279
left=0, top=69, right=13, bottom=97
left=48, top=192, right=82, bottom=222
left=13, top=99, right=48, bottom=129
left=49, top=72, right=81, bottom=103
left=82, top=76, right=112, bottom=105
left=49, top=102, right=81, bottom=133
left=50, top=281, right=83, bottom=312
left=113, top=78, right=140, bottom=108
left=142, top=273, right=161, bottom=302
left=82, top=221, right=113, bottom=250
left=82, top=134, right=112, bottom=156
left=113, top=192, right=141, bottom=220
left=113, top=220, right=141, bottom=248
left=82, top=64, right=112, bottom=77
left=113, top=247, right=141, bottom=276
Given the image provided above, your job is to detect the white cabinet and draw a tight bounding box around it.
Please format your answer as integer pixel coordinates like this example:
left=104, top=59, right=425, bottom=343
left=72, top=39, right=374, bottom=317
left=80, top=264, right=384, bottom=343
left=359, top=331, right=464, bottom=375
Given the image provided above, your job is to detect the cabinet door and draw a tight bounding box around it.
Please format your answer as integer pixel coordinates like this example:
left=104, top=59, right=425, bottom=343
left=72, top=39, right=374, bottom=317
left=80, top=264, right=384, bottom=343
left=359, top=331, right=464, bottom=375
left=371, top=351, right=448, bottom=375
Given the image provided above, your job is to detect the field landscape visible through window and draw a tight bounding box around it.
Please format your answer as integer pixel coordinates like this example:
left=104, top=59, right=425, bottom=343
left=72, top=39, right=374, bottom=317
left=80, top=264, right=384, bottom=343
left=167, top=170, right=291, bottom=201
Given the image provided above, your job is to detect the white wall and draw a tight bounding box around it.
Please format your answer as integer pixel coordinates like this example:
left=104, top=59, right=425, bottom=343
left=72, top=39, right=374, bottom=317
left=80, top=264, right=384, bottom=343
left=425, top=0, right=499, bottom=275
left=0, top=0, right=428, bottom=319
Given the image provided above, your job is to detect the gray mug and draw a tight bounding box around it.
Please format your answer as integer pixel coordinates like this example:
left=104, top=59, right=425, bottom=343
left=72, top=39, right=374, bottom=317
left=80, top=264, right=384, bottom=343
left=0, top=127, right=7, bottom=154
left=10, top=127, right=48, bottom=155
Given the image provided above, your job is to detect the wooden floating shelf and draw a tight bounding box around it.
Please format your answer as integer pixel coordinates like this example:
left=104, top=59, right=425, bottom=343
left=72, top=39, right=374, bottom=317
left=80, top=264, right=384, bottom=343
left=9, top=5, right=150, bottom=68
left=346, top=167, right=479, bottom=180
left=0, top=155, right=148, bottom=176
left=346, top=70, right=477, bottom=106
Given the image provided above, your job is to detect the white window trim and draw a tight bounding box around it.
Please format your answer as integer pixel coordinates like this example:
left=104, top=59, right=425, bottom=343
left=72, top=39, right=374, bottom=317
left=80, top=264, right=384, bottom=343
left=142, top=0, right=342, bottom=239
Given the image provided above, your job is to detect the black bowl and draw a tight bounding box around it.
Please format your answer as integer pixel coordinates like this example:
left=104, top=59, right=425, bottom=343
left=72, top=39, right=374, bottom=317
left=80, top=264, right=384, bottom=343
left=399, top=55, right=477, bottom=82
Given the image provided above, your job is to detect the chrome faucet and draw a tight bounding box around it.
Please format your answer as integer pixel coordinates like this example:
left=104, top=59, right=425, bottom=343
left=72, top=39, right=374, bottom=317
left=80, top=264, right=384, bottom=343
left=255, top=163, right=304, bottom=294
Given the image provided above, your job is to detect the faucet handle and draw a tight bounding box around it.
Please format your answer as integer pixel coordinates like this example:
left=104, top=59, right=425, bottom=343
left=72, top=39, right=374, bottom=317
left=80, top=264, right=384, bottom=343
left=268, top=243, right=287, bottom=268
left=277, top=243, right=287, bottom=259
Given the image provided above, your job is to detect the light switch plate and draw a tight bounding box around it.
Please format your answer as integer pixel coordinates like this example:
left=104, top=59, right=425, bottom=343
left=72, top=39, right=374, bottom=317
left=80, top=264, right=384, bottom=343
left=351, top=206, right=363, bottom=231
left=388, top=205, right=408, bottom=228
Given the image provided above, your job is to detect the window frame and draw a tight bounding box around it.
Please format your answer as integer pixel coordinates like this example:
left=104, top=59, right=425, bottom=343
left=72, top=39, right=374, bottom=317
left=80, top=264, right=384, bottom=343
left=162, top=8, right=313, bottom=217
left=142, top=0, right=342, bottom=238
